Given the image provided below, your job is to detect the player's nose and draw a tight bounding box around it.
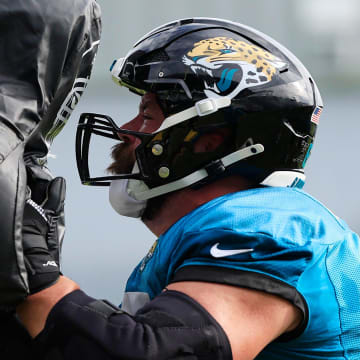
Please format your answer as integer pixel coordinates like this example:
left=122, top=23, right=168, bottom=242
left=117, top=115, right=141, bottom=144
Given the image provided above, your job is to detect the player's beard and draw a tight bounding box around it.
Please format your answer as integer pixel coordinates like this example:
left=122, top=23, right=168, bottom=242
left=107, top=142, right=167, bottom=221
left=107, top=142, right=136, bottom=175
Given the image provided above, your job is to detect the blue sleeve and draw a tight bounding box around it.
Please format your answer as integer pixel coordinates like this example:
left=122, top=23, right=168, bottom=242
left=170, top=229, right=312, bottom=339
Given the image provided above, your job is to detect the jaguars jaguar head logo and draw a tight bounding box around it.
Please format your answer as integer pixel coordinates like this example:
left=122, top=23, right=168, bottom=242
left=183, top=37, right=288, bottom=99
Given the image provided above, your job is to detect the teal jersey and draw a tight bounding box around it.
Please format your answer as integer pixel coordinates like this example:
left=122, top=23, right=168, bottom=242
left=123, top=187, right=360, bottom=359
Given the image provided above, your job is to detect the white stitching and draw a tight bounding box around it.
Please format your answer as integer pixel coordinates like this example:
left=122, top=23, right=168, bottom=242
left=26, top=199, right=49, bottom=223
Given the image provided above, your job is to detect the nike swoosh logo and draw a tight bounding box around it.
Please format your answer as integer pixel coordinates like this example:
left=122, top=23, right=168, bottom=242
left=210, top=243, right=254, bottom=258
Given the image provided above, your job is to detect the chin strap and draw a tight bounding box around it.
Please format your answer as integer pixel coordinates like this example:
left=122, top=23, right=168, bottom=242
left=128, top=144, right=265, bottom=201
left=128, top=146, right=306, bottom=201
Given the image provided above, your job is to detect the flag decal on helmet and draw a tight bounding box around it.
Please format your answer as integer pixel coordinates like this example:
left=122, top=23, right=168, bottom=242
left=311, top=107, right=322, bottom=125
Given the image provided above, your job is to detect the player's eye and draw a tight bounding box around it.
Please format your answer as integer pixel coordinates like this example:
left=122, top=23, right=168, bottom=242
left=143, top=113, right=152, bottom=121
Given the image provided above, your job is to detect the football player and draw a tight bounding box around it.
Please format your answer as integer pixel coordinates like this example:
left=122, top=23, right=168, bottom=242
left=17, top=18, right=360, bottom=359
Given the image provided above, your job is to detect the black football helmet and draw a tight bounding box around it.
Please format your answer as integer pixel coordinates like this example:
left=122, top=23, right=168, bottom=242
left=76, top=18, right=323, bottom=200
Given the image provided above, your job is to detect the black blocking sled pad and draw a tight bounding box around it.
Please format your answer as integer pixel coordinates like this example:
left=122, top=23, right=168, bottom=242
left=0, top=0, right=101, bottom=308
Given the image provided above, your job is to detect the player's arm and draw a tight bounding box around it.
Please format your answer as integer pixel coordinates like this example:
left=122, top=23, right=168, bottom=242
left=18, top=278, right=232, bottom=359
left=167, top=281, right=302, bottom=360
left=17, top=275, right=300, bottom=360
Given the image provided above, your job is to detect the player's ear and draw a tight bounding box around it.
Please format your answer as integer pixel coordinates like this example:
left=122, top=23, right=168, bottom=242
left=193, top=131, right=227, bottom=153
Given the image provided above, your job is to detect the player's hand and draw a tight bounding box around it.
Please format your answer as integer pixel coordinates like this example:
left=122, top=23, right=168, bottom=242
left=22, top=177, right=66, bottom=294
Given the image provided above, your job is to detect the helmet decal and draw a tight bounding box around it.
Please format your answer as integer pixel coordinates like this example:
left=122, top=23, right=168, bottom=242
left=182, top=37, right=287, bottom=99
